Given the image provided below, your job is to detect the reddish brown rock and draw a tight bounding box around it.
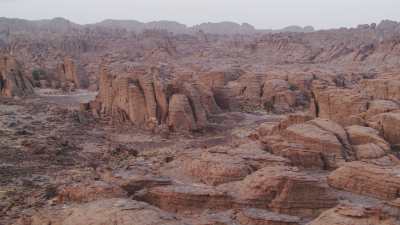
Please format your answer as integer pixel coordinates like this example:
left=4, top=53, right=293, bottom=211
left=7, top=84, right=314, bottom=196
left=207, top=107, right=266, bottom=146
left=283, top=123, right=346, bottom=168
left=328, top=161, right=400, bottom=200
left=100, top=169, right=172, bottom=195
left=57, top=57, right=88, bottom=89
left=361, top=78, right=400, bottom=101
left=91, top=66, right=216, bottom=132
left=221, top=166, right=337, bottom=217
left=18, top=198, right=185, bottom=225
left=237, top=208, right=300, bottom=225
left=261, top=79, right=297, bottom=113
left=311, top=87, right=368, bottom=126
left=0, top=55, right=34, bottom=97
left=364, top=100, right=399, bottom=120
left=308, top=203, right=400, bottom=225
left=168, top=94, right=198, bottom=132
left=181, top=143, right=288, bottom=185
left=368, top=112, right=400, bottom=148
left=56, top=181, right=127, bottom=203
left=138, top=184, right=234, bottom=213
left=345, top=125, right=391, bottom=153
left=257, top=113, right=312, bottom=137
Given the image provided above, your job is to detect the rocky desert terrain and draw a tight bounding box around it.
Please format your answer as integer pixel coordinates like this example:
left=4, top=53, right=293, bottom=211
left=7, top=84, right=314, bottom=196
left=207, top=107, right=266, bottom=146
left=1, top=18, right=400, bottom=225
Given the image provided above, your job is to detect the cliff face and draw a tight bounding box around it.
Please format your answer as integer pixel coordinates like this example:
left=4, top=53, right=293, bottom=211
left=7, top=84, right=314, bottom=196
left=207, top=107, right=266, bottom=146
left=90, top=66, right=217, bottom=132
left=56, top=57, right=89, bottom=89
left=0, top=55, right=34, bottom=97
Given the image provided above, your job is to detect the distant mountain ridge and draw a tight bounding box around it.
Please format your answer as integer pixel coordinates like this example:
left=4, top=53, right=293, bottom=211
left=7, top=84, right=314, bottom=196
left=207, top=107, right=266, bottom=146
left=0, top=17, right=315, bottom=35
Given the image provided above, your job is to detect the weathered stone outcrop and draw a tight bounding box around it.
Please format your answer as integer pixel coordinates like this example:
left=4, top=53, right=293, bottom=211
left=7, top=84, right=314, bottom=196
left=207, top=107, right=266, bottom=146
left=361, top=78, right=400, bottom=101
left=137, top=184, right=234, bottom=213
left=56, top=181, right=127, bottom=203
left=308, top=203, right=400, bottom=225
left=260, top=119, right=346, bottom=169
left=90, top=66, right=216, bottom=132
left=178, top=143, right=289, bottom=185
left=17, top=198, right=185, bottom=225
left=57, top=57, right=88, bottom=90
left=328, top=161, right=400, bottom=200
left=345, top=125, right=391, bottom=153
left=237, top=208, right=300, bottom=225
left=212, top=73, right=306, bottom=113
left=261, top=79, right=297, bottom=113
left=220, top=166, right=338, bottom=217
left=0, top=55, right=34, bottom=97
left=100, top=169, right=172, bottom=195
left=311, top=87, right=368, bottom=126
left=364, top=100, right=399, bottom=120
left=368, top=112, right=400, bottom=149
left=283, top=122, right=347, bottom=168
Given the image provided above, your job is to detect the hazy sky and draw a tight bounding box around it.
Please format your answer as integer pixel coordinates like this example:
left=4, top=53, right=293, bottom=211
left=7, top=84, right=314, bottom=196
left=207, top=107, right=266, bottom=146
left=0, top=0, right=399, bottom=29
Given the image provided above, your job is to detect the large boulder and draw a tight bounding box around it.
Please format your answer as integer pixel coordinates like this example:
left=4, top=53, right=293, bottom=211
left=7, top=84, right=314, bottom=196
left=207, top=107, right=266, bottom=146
left=311, top=87, right=368, bottom=126
left=261, top=79, right=297, bottom=113
left=16, top=198, right=185, bottom=225
left=345, top=125, right=391, bottom=153
left=283, top=122, right=346, bottom=168
left=137, top=184, right=234, bottom=213
left=220, top=166, right=338, bottom=217
left=328, top=162, right=400, bottom=200
left=363, top=100, right=399, bottom=119
left=308, top=203, right=400, bottom=225
left=237, top=208, right=300, bottom=225
left=368, top=112, right=400, bottom=148
left=178, top=143, right=288, bottom=185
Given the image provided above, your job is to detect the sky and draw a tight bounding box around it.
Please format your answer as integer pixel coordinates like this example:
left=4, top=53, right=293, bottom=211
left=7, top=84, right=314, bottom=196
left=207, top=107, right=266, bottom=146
left=0, top=0, right=399, bottom=29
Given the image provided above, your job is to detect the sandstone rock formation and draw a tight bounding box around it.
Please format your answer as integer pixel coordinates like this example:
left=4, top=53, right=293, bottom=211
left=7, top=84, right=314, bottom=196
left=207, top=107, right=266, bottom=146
left=311, top=87, right=368, bottom=126
left=261, top=118, right=353, bottom=169
left=89, top=66, right=215, bottom=132
left=137, top=184, right=234, bottom=213
left=236, top=208, right=300, bottom=225
left=0, top=55, right=34, bottom=97
left=56, top=57, right=89, bottom=90
left=220, top=166, right=338, bottom=217
left=56, top=181, right=127, bottom=203
left=175, top=143, right=289, bottom=185
left=328, top=161, right=400, bottom=200
left=16, top=198, right=185, bottom=225
left=308, top=203, right=400, bottom=225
